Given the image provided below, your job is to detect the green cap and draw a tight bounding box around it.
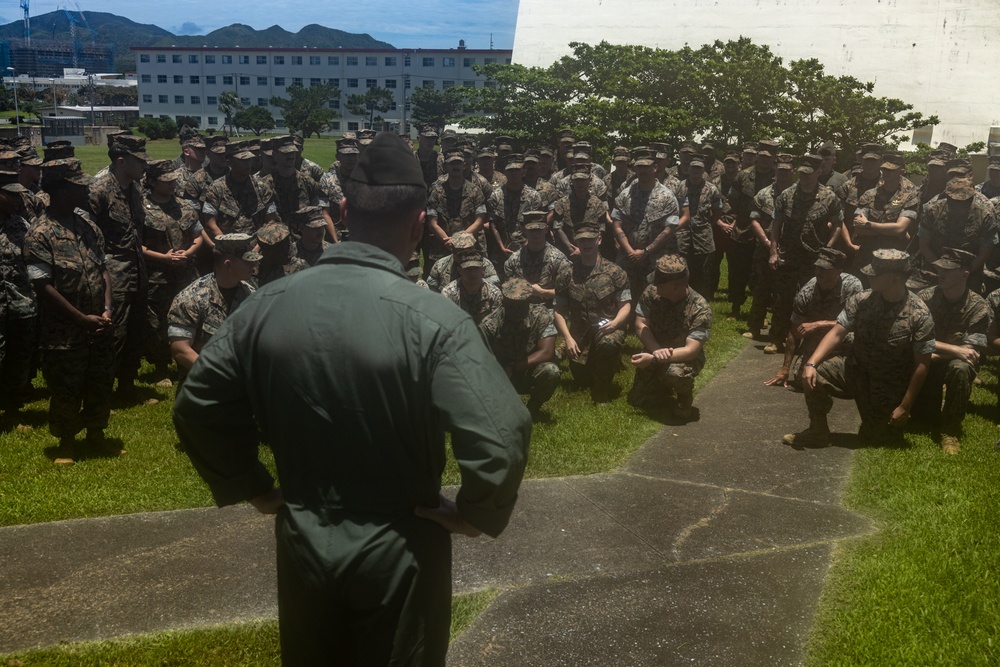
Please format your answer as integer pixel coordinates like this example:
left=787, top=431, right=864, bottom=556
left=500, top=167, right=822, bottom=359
left=652, top=254, right=688, bottom=283
left=291, top=205, right=327, bottom=229
left=522, top=210, right=548, bottom=231
left=145, top=159, right=179, bottom=182
left=40, top=158, right=91, bottom=186
left=814, top=247, right=847, bottom=270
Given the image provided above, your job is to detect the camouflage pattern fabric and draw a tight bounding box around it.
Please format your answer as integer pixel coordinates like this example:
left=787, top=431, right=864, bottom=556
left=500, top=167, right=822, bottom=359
left=635, top=284, right=712, bottom=374
left=553, top=173, right=608, bottom=201
left=41, top=340, right=115, bottom=437
left=270, top=171, right=325, bottom=232
left=176, top=165, right=211, bottom=210
left=296, top=238, right=330, bottom=267
left=676, top=179, right=725, bottom=256
left=551, top=194, right=608, bottom=244
left=503, top=242, right=571, bottom=302
left=854, top=180, right=921, bottom=265
left=554, top=255, right=630, bottom=376
left=773, top=183, right=843, bottom=268
left=789, top=273, right=864, bottom=363
left=441, top=279, right=503, bottom=325
left=318, top=170, right=345, bottom=209
left=300, top=157, right=325, bottom=183
left=167, top=272, right=254, bottom=357
left=257, top=254, right=309, bottom=287
left=427, top=179, right=488, bottom=262
left=480, top=304, right=560, bottom=406
left=203, top=174, right=277, bottom=236
left=425, top=254, right=499, bottom=292
left=142, top=193, right=201, bottom=287
left=917, top=192, right=997, bottom=267
left=486, top=185, right=543, bottom=263
left=613, top=180, right=680, bottom=295
left=0, top=214, right=37, bottom=318
left=528, top=177, right=558, bottom=208
left=728, top=166, right=775, bottom=244
left=917, top=286, right=989, bottom=350
left=88, top=170, right=146, bottom=297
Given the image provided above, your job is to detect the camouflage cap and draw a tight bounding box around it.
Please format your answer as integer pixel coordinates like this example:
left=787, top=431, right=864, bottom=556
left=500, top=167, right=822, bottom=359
left=43, top=142, right=75, bottom=161
left=678, top=141, right=698, bottom=155
left=494, top=134, right=515, bottom=147
left=570, top=164, right=591, bottom=181
left=273, top=135, right=299, bottom=154
left=689, top=153, right=707, bottom=169
left=937, top=142, right=958, bottom=156
left=574, top=223, right=601, bottom=239
left=860, top=143, right=883, bottom=160
left=652, top=254, right=689, bottom=283
left=291, top=134, right=305, bottom=147
left=226, top=141, right=255, bottom=160
left=932, top=247, right=975, bottom=271
left=358, top=129, right=377, bottom=140
left=880, top=152, right=906, bottom=171
left=945, top=157, right=971, bottom=176
left=557, top=128, right=576, bottom=143
left=205, top=135, right=228, bottom=154
left=214, top=233, right=262, bottom=261
left=104, top=129, right=132, bottom=148
left=538, top=145, right=555, bottom=157
left=178, top=124, right=197, bottom=142
left=40, top=158, right=90, bottom=186
left=456, top=250, right=485, bottom=269
left=0, top=170, right=20, bottom=191
left=523, top=148, right=541, bottom=163
left=443, top=148, right=465, bottom=164
left=944, top=178, right=975, bottom=201
left=860, top=248, right=910, bottom=277
left=742, top=142, right=757, bottom=155
left=477, top=146, right=496, bottom=159
left=756, top=140, right=780, bottom=158
left=700, top=141, right=716, bottom=153
left=650, top=142, right=672, bottom=159
left=775, top=153, right=795, bottom=171
left=797, top=154, right=822, bottom=175
left=504, top=153, right=525, bottom=170
left=16, top=147, right=41, bottom=167
left=336, top=138, right=360, bottom=155
left=817, top=140, right=838, bottom=157
left=182, top=134, right=206, bottom=150
left=291, top=205, right=327, bottom=229
left=145, top=159, right=179, bottom=182
left=246, top=139, right=262, bottom=155
left=631, top=148, right=655, bottom=167
left=988, top=156, right=1000, bottom=171
left=723, top=152, right=741, bottom=164
left=814, top=247, right=847, bottom=270
left=440, top=128, right=458, bottom=140
left=502, top=278, right=533, bottom=304
left=0, top=150, right=20, bottom=166
left=256, top=221, right=291, bottom=246
left=259, top=138, right=275, bottom=156
left=925, top=149, right=948, bottom=167
left=419, top=126, right=439, bottom=138
left=341, top=131, right=357, bottom=140
left=450, top=231, right=477, bottom=251
left=110, top=134, right=151, bottom=161
left=522, top=210, right=548, bottom=231
left=612, top=146, right=631, bottom=160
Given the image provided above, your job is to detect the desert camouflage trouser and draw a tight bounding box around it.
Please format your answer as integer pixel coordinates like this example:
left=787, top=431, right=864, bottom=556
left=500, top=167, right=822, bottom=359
left=628, top=361, right=699, bottom=409
left=805, top=355, right=909, bottom=443
left=0, top=315, right=37, bottom=410
left=511, top=361, right=561, bottom=407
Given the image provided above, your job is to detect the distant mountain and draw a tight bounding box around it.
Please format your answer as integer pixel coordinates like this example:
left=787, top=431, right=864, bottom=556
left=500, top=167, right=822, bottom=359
left=0, top=11, right=394, bottom=72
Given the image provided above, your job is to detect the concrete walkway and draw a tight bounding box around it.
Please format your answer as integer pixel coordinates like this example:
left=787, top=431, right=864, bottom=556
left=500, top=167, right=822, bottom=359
left=0, top=344, right=873, bottom=664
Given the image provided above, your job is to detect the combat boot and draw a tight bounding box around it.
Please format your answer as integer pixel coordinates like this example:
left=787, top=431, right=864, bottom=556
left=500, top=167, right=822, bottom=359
left=673, top=393, right=694, bottom=420
left=782, top=416, right=830, bottom=446
left=940, top=434, right=961, bottom=455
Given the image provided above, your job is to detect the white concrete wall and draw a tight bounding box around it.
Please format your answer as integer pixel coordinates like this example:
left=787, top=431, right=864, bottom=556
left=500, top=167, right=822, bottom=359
left=513, top=0, right=1000, bottom=149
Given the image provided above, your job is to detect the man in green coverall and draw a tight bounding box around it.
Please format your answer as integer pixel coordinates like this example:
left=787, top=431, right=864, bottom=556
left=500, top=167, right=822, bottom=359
left=173, top=132, right=531, bottom=666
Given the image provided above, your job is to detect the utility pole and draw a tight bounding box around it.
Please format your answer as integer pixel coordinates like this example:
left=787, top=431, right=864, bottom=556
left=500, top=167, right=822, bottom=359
left=5, top=68, right=19, bottom=136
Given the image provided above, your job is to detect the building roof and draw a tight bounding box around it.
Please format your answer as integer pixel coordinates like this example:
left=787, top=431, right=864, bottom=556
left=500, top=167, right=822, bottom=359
left=131, top=46, right=511, bottom=54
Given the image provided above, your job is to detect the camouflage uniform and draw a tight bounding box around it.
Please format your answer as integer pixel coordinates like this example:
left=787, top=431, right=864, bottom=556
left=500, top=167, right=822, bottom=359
left=441, top=278, right=503, bottom=325
left=503, top=242, right=571, bottom=306
left=554, top=255, right=631, bottom=390
left=746, top=181, right=792, bottom=334
left=300, top=157, right=325, bottom=184
left=425, top=253, right=499, bottom=292
left=676, top=179, right=725, bottom=298
left=553, top=172, right=608, bottom=201
left=771, top=184, right=843, bottom=346
left=426, top=179, right=487, bottom=264
left=479, top=302, right=560, bottom=409
left=809, top=289, right=935, bottom=442
left=88, top=169, right=148, bottom=385
left=0, top=213, right=37, bottom=410
left=789, top=273, right=863, bottom=373
left=914, top=190, right=997, bottom=291
left=551, top=193, right=608, bottom=250
left=417, top=149, right=440, bottom=188
left=318, top=170, right=345, bottom=209
left=835, top=173, right=881, bottom=222
left=24, top=210, right=115, bottom=437
left=612, top=181, right=680, bottom=298
left=176, top=165, right=211, bottom=210
left=11, top=185, right=45, bottom=222
left=914, top=285, right=989, bottom=436
left=269, top=171, right=326, bottom=234
left=202, top=173, right=278, bottom=236
left=527, top=177, right=558, bottom=209
left=629, top=283, right=712, bottom=407
left=142, top=192, right=201, bottom=366
left=296, top=237, right=330, bottom=267
left=854, top=180, right=921, bottom=274
left=726, top=165, right=775, bottom=309
left=486, top=185, right=543, bottom=274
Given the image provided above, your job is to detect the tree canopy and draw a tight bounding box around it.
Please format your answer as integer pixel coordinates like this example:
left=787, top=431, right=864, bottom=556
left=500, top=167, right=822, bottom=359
left=409, top=86, right=466, bottom=134
left=233, top=106, right=276, bottom=136
left=346, top=86, right=394, bottom=130
left=271, top=83, right=340, bottom=138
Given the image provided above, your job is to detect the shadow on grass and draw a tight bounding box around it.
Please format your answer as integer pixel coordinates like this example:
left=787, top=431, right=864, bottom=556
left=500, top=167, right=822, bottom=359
left=42, top=436, right=128, bottom=463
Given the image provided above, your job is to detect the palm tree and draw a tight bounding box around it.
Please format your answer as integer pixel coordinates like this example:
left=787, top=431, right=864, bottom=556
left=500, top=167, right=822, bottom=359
left=217, top=91, right=242, bottom=136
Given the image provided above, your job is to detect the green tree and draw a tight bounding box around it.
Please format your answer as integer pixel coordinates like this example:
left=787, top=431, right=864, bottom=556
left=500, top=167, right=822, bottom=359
left=346, top=86, right=394, bottom=130
left=137, top=116, right=178, bottom=140
left=176, top=115, right=200, bottom=130
left=410, top=86, right=467, bottom=134
left=233, top=106, right=276, bottom=136
left=217, top=90, right=242, bottom=135
left=271, top=83, right=340, bottom=138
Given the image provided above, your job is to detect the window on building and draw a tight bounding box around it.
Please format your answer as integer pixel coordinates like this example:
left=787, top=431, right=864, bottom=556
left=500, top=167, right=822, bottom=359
left=347, top=78, right=358, bottom=88
left=208, top=116, right=218, bottom=125
left=144, top=113, right=153, bottom=118
left=205, top=55, right=215, bottom=64
left=274, top=77, right=285, bottom=86
left=140, top=54, right=150, bottom=63
left=275, top=119, right=286, bottom=128
left=174, top=75, right=183, bottom=84
left=331, top=121, right=341, bottom=130
left=189, top=55, right=199, bottom=64
left=207, top=96, right=218, bottom=105
left=156, top=54, right=166, bottom=63
left=292, top=56, right=303, bottom=65
left=463, top=80, right=475, bottom=87
left=223, top=75, right=234, bottom=85
left=329, top=99, right=340, bottom=109
left=484, top=80, right=496, bottom=89
left=142, top=94, right=152, bottom=103
left=384, top=56, right=397, bottom=66
left=175, top=95, right=184, bottom=104
left=310, top=78, right=321, bottom=86
left=422, top=80, right=434, bottom=89
left=157, top=75, right=167, bottom=83
left=239, top=55, right=250, bottom=65
left=172, top=54, right=182, bottom=63
left=505, top=58, right=512, bottom=64
left=404, top=77, right=411, bottom=89
left=484, top=58, right=497, bottom=64
left=141, top=74, right=151, bottom=83
left=310, top=56, right=321, bottom=65
left=206, top=75, right=216, bottom=85
left=158, top=95, right=168, bottom=103
left=328, top=78, right=339, bottom=87
left=191, top=96, right=201, bottom=104
left=257, top=55, right=267, bottom=65
left=463, top=57, right=474, bottom=67
left=257, top=76, right=268, bottom=86
left=346, top=56, right=358, bottom=66
left=348, top=121, right=359, bottom=131
left=389, top=101, right=397, bottom=111
left=274, top=55, right=284, bottom=65
left=366, top=78, right=376, bottom=88
left=240, top=97, right=250, bottom=106
left=240, top=76, right=250, bottom=86
left=190, top=75, right=200, bottom=84
left=404, top=101, right=411, bottom=112
left=422, top=57, right=434, bottom=67
left=292, top=77, right=303, bottom=87
left=443, top=80, right=454, bottom=89
left=328, top=56, right=339, bottom=65
left=442, top=57, right=455, bottom=67
left=222, top=55, right=232, bottom=64
left=385, top=78, right=396, bottom=89
left=365, top=56, right=377, bottom=66
left=404, top=55, right=411, bottom=66
left=257, top=98, right=268, bottom=107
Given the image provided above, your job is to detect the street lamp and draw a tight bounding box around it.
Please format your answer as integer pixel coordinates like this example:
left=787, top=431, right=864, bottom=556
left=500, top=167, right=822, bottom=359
left=5, top=67, right=18, bottom=136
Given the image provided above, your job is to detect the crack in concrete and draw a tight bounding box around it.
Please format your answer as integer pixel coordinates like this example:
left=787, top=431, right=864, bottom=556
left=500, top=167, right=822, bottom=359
left=560, top=478, right=670, bottom=560
left=670, top=489, right=730, bottom=561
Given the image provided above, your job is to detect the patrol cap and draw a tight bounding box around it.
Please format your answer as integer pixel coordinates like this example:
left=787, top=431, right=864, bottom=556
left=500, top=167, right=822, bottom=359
left=880, top=152, right=906, bottom=171
left=612, top=146, right=630, bottom=161
left=700, top=141, right=716, bottom=155
left=214, top=233, right=262, bottom=261
left=652, top=254, right=689, bottom=283
left=931, top=247, right=975, bottom=271
left=817, top=140, right=838, bottom=157
left=538, top=145, right=555, bottom=157
left=504, top=153, right=525, bottom=170
left=341, top=131, right=357, bottom=141
left=358, top=129, right=377, bottom=142
left=945, top=158, right=971, bottom=177
left=273, top=135, right=298, bottom=154
left=797, top=154, right=822, bottom=175
left=689, top=153, right=707, bottom=169
left=650, top=142, right=672, bottom=159
left=419, top=126, right=439, bottom=138
left=0, top=150, right=20, bottom=167
left=440, top=128, right=458, bottom=141
left=246, top=139, right=262, bottom=156
left=291, top=205, right=327, bottom=229
left=632, top=148, right=655, bottom=167
left=104, top=129, right=132, bottom=148
left=557, top=128, right=576, bottom=143
left=348, top=132, right=426, bottom=188
left=256, top=221, right=291, bottom=246
left=988, top=156, right=1000, bottom=171
left=860, top=248, right=910, bottom=277
left=495, top=134, right=514, bottom=147
left=925, top=149, right=948, bottom=167
left=40, top=158, right=90, bottom=186
left=0, top=170, right=20, bottom=192
left=477, top=146, right=497, bottom=159
left=291, top=134, right=305, bottom=147
left=723, top=152, right=741, bottom=164
left=814, top=247, right=847, bottom=270
left=226, top=141, right=255, bottom=161
left=182, top=134, right=206, bottom=150
left=145, top=159, right=179, bottom=182
left=756, top=140, right=779, bottom=158
left=336, top=138, right=360, bottom=155
left=944, top=179, right=975, bottom=201
left=570, top=164, right=591, bottom=180
left=523, top=148, right=541, bottom=163
left=574, top=223, right=601, bottom=239
left=259, top=138, right=275, bottom=156
left=522, top=210, right=548, bottom=231
left=456, top=250, right=485, bottom=269
left=742, top=142, right=757, bottom=155
left=205, top=135, right=228, bottom=154
left=450, top=231, right=477, bottom=251
left=179, top=124, right=197, bottom=142
left=17, top=147, right=42, bottom=167
left=678, top=141, right=698, bottom=155
left=860, top=143, right=883, bottom=160
left=775, top=153, right=794, bottom=171
left=443, top=148, right=465, bottom=164
left=937, top=142, right=958, bottom=156
left=109, top=134, right=151, bottom=162
left=501, top=278, right=533, bottom=304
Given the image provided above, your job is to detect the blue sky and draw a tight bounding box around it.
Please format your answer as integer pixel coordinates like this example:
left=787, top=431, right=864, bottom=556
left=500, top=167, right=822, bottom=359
left=22, top=0, right=519, bottom=50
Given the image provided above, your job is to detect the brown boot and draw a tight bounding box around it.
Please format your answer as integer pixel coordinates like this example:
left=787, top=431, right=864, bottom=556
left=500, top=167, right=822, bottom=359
left=673, top=393, right=694, bottom=420
left=53, top=437, right=76, bottom=466
left=940, top=434, right=961, bottom=455
left=782, top=416, right=830, bottom=446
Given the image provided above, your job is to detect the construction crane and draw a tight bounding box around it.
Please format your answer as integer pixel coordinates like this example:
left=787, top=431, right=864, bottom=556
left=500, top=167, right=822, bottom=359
left=20, top=0, right=30, bottom=46
left=60, top=3, right=95, bottom=67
